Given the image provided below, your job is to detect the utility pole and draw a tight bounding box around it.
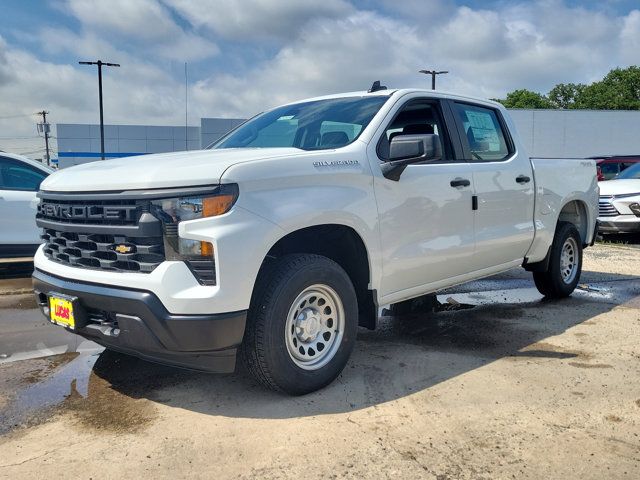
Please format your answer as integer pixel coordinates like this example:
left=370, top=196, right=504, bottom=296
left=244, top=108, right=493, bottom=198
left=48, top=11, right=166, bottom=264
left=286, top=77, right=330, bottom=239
left=419, top=69, right=449, bottom=90
left=185, top=62, right=188, bottom=151
left=79, top=60, right=120, bottom=160
left=36, top=110, right=51, bottom=166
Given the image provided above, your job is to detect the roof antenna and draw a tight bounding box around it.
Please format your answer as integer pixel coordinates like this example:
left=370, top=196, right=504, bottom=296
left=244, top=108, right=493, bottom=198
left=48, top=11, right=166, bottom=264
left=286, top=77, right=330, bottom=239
left=368, top=80, right=387, bottom=93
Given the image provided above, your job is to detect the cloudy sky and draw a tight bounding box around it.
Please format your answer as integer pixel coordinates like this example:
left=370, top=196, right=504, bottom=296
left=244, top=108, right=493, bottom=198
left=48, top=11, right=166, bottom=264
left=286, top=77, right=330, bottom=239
left=1, top=0, right=639, bottom=158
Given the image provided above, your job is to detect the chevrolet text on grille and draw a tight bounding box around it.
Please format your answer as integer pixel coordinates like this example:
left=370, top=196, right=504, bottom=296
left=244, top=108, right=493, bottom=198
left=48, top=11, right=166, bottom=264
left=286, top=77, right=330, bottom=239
left=40, top=203, right=138, bottom=221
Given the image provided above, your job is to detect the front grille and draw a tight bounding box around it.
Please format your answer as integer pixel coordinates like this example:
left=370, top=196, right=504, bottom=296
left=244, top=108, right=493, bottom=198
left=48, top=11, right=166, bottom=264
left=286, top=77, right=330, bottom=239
left=41, top=229, right=164, bottom=272
left=36, top=191, right=217, bottom=284
left=598, top=196, right=619, bottom=217
left=37, top=196, right=166, bottom=273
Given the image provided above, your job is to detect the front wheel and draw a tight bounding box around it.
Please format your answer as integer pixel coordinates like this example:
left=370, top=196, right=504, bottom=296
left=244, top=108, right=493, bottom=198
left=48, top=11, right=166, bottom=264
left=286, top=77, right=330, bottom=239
left=533, top=221, right=583, bottom=298
left=241, top=254, right=358, bottom=395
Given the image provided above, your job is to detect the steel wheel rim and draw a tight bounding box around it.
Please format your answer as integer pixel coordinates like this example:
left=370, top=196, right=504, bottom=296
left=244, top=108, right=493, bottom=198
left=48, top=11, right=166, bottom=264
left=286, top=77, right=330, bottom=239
left=285, top=284, right=344, bottom=371
left=560, top=237, right=578, bottom=284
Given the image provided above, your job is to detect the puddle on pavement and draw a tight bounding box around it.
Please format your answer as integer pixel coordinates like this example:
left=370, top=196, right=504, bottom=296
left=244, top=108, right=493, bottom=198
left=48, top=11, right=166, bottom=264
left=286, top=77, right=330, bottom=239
left=438, top=285, right=616, bottom=307
left=0, top=350, right=193, bottom=436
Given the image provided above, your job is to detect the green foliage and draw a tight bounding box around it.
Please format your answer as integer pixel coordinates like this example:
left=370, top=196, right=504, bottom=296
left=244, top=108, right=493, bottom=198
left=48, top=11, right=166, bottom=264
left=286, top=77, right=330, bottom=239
left=498, top=66, right=640, bottom=110
left=548, top=83, right=586, bottom=109
left=497, top=89, right=553, bottom=109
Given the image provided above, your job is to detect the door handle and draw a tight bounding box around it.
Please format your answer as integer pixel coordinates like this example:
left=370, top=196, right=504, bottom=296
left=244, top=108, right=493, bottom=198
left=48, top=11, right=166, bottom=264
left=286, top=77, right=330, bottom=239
left=516, top=175, right=531, bottom=184
left=450, top=178, right=471, bottom=188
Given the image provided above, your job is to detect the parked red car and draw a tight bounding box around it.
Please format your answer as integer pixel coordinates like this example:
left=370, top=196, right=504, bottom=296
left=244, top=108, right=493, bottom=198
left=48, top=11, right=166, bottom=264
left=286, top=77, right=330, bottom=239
left=591, top=156, right=640, bottom=181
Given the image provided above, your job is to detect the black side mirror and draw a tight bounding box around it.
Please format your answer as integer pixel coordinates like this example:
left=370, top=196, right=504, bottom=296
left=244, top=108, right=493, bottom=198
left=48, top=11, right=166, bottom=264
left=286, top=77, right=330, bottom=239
left=381, top=134, right=442, bottom=181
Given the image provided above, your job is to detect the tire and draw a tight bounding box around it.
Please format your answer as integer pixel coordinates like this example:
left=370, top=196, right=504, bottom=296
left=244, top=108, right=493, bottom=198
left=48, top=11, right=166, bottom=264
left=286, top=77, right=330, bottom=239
left=241, top=254, right=358, bottom=395
left=533, top=221, right=583, bottom=298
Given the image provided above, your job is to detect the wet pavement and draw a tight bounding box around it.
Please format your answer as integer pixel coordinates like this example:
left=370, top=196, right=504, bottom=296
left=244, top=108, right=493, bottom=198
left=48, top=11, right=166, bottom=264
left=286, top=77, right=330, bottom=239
left=0, top=244, right=639, bottom=479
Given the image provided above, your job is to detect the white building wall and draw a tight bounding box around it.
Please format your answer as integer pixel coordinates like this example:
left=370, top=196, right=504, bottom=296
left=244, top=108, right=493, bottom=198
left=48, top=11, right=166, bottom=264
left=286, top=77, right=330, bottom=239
left=508, top=109, right=640, bottom=158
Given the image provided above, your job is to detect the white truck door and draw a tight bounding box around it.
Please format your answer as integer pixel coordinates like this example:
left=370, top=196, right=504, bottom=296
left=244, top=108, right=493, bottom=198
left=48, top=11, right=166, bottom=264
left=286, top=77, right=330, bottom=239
left=371, top=97, right=476, bottom=300
left=448, top=101, right=535, bottom=270
left=0, top=157, right=47, bottom=246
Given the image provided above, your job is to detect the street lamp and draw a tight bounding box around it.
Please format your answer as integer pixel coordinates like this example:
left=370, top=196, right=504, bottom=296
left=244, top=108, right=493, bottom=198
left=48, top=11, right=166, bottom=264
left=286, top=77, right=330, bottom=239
left=79, top=60, right=120, bottom=160
left=419, top=69, right=449, bottom=90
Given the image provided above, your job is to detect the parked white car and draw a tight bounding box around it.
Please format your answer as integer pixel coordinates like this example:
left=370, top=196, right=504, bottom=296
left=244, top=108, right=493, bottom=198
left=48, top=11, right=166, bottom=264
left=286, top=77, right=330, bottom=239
left=32, top=88, right=598, bottom=394
left=598, top=163, right=640, bottom=233
left=0, top=152, right=52, bottom=259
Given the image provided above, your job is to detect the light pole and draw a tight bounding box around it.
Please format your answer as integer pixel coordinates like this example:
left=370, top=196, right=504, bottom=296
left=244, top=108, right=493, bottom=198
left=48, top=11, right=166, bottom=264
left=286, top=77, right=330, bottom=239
left=419, top=69, right=449, bottom=90
left=79, top=60, right=120, bottom=160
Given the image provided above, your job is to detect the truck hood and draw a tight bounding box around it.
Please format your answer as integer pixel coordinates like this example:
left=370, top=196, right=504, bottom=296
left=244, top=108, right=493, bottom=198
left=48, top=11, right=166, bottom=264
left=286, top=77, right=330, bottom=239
left=599, top=179, right=640, bottom=196
left=41, top=148, right=304, bottom=192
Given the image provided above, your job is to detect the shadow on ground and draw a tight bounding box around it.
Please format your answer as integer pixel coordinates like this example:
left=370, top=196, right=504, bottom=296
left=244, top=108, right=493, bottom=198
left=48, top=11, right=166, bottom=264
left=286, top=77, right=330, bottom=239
left=2, top=270, right=639, bottom=433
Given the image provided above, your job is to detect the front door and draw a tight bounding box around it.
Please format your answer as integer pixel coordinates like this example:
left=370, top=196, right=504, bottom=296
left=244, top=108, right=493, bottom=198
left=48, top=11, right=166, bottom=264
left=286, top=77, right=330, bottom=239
left=371, top=97, right=476, bottom=301
left=0, top=157, right=47, bottom=247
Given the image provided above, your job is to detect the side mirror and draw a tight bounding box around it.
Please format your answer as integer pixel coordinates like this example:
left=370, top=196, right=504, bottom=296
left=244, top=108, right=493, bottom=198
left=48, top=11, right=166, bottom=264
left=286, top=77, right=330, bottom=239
left=381, top=134, right=442, bottom=181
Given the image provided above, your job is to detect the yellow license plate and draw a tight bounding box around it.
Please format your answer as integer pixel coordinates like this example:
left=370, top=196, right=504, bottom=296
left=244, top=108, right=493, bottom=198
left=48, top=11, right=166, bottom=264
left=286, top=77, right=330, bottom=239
left=49, top=296, right=75, bottom=329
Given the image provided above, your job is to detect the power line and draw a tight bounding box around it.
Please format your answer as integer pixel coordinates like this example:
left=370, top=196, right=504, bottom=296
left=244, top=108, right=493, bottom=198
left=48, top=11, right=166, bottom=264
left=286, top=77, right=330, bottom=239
left=0, top=113, right=38, bottom=120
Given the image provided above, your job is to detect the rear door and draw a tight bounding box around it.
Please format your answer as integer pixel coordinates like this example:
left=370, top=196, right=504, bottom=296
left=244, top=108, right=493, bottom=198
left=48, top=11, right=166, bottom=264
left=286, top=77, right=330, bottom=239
left=370, top=95, right=476, bottom=299
left=447, top=101, right=535, bottom=271
left=0, top=157, right=48, bottom=247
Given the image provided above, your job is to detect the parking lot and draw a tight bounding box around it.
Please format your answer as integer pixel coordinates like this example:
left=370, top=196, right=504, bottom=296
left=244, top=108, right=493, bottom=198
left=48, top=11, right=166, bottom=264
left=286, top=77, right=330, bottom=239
left=0, top=243, right=639, bottom=479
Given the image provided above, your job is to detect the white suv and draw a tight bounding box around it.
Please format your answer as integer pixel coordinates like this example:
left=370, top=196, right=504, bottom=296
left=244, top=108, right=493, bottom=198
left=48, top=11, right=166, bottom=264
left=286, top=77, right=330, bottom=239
left=598, top=163, right=640, bottom=234
left=0, top=152, right=52, bottom=259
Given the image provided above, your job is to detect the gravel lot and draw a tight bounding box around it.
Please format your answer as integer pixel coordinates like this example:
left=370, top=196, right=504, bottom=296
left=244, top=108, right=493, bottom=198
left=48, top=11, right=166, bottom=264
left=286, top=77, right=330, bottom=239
left=0, top=243, right=639, bottom=479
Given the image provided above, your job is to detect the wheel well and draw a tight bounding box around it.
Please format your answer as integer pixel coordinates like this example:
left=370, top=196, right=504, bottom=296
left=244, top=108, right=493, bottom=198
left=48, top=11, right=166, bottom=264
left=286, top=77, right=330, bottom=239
left=558, top=200, right=589, bottom=245
left=264, top=225, right=377, bottom=330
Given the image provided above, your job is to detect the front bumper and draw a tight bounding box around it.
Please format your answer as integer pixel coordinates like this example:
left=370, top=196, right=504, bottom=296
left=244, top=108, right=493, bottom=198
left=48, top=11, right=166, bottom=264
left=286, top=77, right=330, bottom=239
left=33, top=269, right=247, bottom=373
left=598, top=216, right=640, bottom=233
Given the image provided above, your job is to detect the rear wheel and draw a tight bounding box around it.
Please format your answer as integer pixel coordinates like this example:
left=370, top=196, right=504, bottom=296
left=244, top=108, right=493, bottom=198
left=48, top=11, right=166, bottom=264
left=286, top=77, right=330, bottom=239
left=533, top=222, right=582, bottom=298
left=241, top=254, right=358, bottom=395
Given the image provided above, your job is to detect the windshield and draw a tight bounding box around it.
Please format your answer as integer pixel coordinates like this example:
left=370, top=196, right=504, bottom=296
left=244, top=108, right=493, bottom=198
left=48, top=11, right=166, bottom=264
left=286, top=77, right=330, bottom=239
left=615, top=162, right=640, bottom=179
left=209, top=96, right=389, bottom=151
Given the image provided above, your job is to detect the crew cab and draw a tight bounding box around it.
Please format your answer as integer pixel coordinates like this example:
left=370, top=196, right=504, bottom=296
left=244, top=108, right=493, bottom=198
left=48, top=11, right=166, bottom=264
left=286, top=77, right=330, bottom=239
left=32, top=87, right=598, bottom=394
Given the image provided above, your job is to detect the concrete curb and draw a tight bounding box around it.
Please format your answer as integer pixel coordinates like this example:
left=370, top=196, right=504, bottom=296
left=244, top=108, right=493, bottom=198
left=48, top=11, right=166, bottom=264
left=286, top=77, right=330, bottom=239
left=0, top=289, right=33, bottom=296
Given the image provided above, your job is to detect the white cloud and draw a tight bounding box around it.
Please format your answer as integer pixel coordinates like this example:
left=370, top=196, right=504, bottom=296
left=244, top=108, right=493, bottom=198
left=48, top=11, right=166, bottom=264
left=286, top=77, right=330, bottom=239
left=189, top=11, right=424, bottom=117
left=620, top=10, right=640, bottom=65
left=163, top=0, right=354, bottom=42
left=60, top=0, right=219, bottom=61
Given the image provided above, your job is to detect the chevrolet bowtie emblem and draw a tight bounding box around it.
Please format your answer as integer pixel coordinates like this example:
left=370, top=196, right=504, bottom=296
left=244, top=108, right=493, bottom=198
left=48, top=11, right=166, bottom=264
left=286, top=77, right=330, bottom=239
left=114, top=244, right=133, bottom=254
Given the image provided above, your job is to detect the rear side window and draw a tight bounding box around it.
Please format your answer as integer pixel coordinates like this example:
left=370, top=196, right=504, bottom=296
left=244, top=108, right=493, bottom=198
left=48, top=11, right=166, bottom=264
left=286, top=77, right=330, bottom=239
left=0, top=157, right=47, bottom=191
left=454, top=103, right=512, bottom=161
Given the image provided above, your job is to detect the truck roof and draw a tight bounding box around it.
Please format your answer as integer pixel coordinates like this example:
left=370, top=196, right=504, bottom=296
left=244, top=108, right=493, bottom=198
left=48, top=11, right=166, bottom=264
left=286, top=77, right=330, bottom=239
left=282, top=88, right=504, bottom=110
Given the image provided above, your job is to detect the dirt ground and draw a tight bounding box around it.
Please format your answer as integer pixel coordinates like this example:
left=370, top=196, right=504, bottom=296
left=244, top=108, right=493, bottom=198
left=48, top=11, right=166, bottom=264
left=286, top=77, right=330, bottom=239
left=0, top=243, right=639, bottom=479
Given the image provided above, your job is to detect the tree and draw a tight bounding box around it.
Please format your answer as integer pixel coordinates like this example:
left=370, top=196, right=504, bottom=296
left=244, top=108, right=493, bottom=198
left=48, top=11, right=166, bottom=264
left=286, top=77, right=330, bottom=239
left=548, top=83, right=586, bottom=109
left=498, top=66, right=640, bottom=110
left=497, top=89, right=553, bottom=109
left=574, top=66, right=640, bottom=110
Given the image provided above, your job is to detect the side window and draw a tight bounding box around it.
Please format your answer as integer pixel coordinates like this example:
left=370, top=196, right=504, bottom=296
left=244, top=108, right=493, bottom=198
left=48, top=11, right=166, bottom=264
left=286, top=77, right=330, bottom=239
left=377, top=100, right=452, bottom=161
left=600, top=163, right=619, bottom=180
left=453, top=103, right=512, bottom=161
left=0, top=157, right=47, bottom=191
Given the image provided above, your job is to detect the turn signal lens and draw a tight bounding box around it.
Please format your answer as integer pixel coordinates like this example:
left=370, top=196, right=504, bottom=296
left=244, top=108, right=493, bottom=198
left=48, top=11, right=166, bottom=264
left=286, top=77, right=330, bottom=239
left=203, top=194, right=236, bottom=217
left=201, top=241, right=214, bottom=256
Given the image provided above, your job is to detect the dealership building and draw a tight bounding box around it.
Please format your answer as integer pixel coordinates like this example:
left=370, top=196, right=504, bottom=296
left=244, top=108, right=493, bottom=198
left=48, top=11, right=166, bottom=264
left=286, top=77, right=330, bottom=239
left=55, top=109, right=640, bottom=168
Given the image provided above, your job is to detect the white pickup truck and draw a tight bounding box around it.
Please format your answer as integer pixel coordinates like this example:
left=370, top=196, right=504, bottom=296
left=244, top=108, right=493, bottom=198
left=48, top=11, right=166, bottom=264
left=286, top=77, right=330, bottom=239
left=32, top=87, right=598, bottom=394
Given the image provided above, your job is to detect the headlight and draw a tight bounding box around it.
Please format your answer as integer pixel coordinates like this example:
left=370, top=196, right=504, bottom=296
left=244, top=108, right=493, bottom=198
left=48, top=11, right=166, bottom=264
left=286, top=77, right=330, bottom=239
left=150, top=184, right=238, bottom=285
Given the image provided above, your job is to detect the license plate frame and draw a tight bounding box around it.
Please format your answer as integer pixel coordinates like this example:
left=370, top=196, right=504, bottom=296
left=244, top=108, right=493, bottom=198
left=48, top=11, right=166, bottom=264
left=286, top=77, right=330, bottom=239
left=48, top=293, right=78, bottom=330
